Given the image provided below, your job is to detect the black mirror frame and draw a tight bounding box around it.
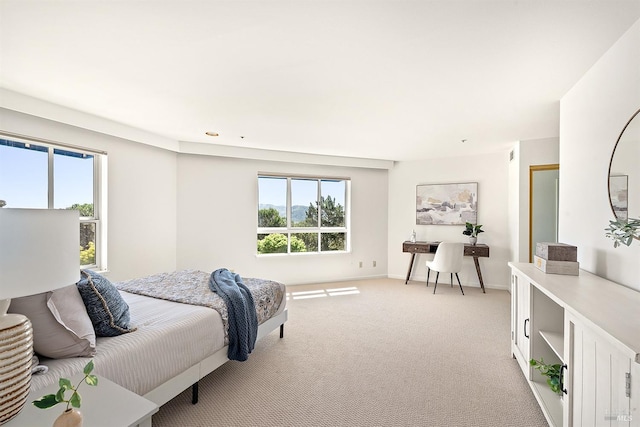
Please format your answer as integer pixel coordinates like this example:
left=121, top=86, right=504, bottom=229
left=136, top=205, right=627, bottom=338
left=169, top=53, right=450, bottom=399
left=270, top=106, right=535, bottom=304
left=608, top=107, right=640, bottom=220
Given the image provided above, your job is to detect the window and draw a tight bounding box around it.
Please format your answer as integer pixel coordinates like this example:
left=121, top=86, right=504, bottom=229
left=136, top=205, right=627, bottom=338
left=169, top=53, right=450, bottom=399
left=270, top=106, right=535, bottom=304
left=257, top=175, right=349, bottom=254
left=0, top=136, right=106, bottom=269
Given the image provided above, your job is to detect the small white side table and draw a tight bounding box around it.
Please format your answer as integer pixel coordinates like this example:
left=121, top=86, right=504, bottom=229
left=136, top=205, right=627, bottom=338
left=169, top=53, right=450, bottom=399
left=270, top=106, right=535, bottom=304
left=5, top=375, right=158, bottom=427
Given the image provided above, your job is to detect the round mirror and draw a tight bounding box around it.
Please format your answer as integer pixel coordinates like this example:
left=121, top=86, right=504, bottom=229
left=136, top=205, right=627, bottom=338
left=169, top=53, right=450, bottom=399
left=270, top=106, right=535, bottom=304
left=608, top=108, right=640, bottom=221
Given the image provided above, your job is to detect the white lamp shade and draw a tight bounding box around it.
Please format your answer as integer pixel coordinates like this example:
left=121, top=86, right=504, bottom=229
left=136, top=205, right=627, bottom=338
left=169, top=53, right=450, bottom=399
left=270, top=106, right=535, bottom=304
left=0, top=209, right=79, bottom=424
left=0, top=208, right=80, bottom=299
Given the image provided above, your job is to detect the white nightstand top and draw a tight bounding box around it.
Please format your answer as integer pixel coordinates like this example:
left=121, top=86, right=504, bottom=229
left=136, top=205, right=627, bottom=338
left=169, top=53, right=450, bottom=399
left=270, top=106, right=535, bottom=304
left=5, top=374, right=158, bottom=427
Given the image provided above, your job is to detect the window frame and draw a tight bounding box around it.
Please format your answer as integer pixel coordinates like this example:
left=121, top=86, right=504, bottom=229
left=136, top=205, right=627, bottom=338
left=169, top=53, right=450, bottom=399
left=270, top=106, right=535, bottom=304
left=257, top=173, right=351, bottom=255
left=0, top=133, right=107, bottom=270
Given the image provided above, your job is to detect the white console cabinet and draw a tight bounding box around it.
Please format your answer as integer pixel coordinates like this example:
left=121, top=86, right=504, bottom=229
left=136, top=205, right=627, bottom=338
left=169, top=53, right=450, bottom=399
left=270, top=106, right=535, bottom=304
left=511, top=268, right=531, bottom=375
left=509, top=262, right=640, bottom=427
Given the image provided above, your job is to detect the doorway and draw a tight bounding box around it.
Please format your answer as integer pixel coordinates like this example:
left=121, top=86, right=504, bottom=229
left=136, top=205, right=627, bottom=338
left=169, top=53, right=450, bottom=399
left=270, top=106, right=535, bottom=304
left=529, top=164, right=559, bottom=262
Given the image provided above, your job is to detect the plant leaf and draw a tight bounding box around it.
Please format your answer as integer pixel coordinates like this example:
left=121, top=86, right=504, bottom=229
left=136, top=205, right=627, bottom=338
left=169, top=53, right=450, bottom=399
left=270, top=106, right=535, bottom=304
left=85, top=374, right=98, bottom=386
left=70, top=391, right=81, bottom=408
left=32, top=394, right=59, bottom=409
left=605, top=217, right=640, bottom=247
left=59, top=378, right=72, bottom=390
left=55, top=387, right=66, bottom=403
left=84, top=360, right=94, bottom=375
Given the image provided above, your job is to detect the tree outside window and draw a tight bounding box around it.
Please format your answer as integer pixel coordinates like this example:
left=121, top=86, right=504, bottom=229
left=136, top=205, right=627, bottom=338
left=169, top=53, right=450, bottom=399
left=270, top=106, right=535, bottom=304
left=257, top=176, right=349, bottom=254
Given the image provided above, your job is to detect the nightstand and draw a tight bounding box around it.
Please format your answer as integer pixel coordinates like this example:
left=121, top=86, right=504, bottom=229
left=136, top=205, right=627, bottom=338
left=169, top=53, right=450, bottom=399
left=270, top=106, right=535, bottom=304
left=5, top=375, right=158, bottom=427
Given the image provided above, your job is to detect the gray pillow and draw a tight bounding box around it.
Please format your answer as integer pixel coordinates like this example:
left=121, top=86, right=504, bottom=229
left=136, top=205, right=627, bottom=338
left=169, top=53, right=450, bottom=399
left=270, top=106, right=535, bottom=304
left=8, top=285, right=96, bottom=358
left=76, top=270, right=136, bottom=337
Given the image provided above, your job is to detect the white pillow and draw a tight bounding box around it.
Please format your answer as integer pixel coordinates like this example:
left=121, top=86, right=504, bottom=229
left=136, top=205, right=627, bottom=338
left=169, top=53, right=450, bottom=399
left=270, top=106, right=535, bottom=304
left=8, top=285, right=96, bottom=359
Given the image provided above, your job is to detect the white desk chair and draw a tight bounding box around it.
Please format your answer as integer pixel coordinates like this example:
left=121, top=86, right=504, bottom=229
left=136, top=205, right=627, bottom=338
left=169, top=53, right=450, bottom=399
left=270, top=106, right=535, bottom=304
left=426, top=242, right=464, bottom=295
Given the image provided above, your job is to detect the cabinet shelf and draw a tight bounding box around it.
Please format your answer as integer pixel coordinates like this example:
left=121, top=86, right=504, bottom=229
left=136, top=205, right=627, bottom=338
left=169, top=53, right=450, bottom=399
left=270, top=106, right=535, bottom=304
left=531, top=380, right=563, bottom=427
left=539, top=330, right=564, bottom=363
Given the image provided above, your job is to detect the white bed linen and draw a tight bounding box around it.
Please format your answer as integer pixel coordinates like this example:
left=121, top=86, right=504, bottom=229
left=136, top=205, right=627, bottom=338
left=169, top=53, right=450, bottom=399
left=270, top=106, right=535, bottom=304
left=31, top=291, right=224, bottom=395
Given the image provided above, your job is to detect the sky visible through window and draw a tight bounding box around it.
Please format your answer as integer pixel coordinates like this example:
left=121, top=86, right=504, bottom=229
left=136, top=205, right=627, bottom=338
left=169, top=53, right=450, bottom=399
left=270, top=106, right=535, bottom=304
left=259, top=176, right=345, bottom=207
left=0, top=143, right=93, bottom=210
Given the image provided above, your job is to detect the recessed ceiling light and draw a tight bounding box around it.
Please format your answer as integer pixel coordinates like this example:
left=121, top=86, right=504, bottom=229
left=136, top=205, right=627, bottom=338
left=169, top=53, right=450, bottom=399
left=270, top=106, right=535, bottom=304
left=205, top=131, right=219, bottom=137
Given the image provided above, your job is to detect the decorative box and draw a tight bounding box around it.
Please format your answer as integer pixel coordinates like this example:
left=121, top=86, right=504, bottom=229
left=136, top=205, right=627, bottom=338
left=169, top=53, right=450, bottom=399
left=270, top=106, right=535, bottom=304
left=535, top=242, right=577, bottom=262
left=534, top=255, right=579, bottom=275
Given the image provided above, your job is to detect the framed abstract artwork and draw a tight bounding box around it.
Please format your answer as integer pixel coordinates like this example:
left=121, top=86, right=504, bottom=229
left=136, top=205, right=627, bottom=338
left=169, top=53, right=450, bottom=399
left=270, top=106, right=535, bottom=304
left=609, top=175, right=628, bottom=220
left=416, top=182, right=478, bottom=225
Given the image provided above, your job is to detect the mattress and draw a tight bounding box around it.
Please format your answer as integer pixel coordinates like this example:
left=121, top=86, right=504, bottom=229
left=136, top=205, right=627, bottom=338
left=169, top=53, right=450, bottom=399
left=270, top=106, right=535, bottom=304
left=116, top=270, right=286, bottom=345
left=31, top=291, right=224, bottom=395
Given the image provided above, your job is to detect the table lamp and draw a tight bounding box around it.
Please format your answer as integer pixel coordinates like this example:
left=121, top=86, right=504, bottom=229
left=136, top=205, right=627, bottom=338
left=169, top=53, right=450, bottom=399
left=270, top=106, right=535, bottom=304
left=0, top=208, right=79, bottom=425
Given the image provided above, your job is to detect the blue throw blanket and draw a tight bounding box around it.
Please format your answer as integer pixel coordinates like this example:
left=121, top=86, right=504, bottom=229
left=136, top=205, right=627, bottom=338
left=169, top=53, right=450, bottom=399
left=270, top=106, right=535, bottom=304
left=208, top=268, right=258, bottom=361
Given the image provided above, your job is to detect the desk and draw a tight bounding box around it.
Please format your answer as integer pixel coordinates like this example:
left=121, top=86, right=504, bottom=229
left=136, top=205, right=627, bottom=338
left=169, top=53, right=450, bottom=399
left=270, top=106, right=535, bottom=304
left=403, top=241, right=490, bottom=292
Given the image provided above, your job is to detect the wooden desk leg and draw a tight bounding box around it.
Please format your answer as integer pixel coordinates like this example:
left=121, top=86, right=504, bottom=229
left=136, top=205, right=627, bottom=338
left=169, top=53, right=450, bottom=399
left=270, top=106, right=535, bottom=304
left=405, top=253, right=416, bottom=284
left=473, top=256, right=486, bottom=293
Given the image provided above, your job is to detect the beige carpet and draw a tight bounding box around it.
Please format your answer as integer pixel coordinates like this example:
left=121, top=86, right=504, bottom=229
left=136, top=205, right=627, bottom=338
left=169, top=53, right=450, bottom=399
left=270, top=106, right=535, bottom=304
left=153, top=278, right=548, bottom=427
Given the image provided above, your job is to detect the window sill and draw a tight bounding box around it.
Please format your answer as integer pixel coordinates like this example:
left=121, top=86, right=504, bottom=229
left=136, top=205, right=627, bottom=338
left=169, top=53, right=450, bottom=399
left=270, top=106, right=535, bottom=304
left=256, top=250, right=351, bottom=258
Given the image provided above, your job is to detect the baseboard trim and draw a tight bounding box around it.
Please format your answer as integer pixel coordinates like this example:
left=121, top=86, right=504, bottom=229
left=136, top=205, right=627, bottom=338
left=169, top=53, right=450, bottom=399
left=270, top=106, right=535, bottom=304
left=387, top=273, right=509, bottom=291
left=285, top=274, right=389, bottom=286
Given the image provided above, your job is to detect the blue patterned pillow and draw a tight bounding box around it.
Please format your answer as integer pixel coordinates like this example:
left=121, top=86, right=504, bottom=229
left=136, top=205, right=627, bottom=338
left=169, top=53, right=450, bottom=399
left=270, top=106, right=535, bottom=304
left=76, top=270, right=136, bottom=337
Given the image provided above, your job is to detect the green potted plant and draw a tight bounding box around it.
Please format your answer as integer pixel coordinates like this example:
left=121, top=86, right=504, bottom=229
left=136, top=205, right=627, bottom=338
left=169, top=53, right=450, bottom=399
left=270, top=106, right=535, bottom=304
left=605, top=217, right=640, bottom=247
left=462, top=222, right=484, bottom=245
left=32, top=360, right=98, bottom=427
left=530, top=358, right=564, bottom=395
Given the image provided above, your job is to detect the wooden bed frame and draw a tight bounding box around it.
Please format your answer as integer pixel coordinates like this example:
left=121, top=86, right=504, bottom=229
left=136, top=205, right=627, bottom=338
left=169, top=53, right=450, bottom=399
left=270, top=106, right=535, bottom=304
left=143, top=308, right=288, bottom=406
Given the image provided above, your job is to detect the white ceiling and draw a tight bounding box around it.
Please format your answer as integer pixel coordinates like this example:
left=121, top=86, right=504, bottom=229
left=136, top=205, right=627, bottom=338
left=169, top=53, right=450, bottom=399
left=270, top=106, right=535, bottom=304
left=1, top=1, right=639, bottom=162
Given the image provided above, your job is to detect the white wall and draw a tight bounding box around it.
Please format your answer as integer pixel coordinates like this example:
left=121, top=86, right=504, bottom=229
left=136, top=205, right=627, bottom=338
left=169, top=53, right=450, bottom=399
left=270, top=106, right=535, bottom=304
left=559, top=18, right=640, bottom=291
left=176, top=153, right=389, bottom=285
left=1, top=104, right=389, bottom=287
left=0, top=108, right=178, bottom=281
left=387, top=152, right=510, bottom=290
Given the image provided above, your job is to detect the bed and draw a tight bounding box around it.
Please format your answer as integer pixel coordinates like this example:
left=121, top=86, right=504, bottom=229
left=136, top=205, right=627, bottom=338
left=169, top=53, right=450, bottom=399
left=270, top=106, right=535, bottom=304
left=27, top=269, right=288, bottom=406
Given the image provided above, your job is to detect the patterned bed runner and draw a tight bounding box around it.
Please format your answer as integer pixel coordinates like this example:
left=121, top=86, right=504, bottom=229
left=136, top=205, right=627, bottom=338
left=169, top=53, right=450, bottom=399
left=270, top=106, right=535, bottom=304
left=115, top=270, right=284, bottom=345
